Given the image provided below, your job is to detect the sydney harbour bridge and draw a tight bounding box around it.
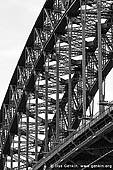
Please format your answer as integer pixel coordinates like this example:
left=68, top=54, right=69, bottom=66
left=0, top=0, right=113, bottom=169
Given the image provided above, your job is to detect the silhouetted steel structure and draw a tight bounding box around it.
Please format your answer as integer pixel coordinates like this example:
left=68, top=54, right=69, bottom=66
left=0, top=0, right=113, bottom=169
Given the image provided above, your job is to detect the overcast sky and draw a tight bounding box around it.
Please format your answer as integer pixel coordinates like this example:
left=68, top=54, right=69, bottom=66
left=0, top=0, right=45, bottom=107
left=0, top=0, right=113, bottom=110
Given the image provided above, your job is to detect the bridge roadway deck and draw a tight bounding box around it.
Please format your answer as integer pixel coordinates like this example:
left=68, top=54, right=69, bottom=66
left=33, top=103, right=113, bottom=170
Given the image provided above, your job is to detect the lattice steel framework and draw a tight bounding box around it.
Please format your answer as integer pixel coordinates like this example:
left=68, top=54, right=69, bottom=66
left=0, top=0, right=113, bottom=169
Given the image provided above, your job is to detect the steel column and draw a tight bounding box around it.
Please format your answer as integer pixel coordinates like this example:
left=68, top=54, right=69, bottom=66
left=45, top=54, right=49, bottom=153
left=26, top=94, right=29, bottom=170
left=18, top=113, right=21, bottom=170
left=56, top=36, right=60, bottom=142
left=10, top=135, right=13, bottom=169
left=97, top=0, right=104, bottom=114
left=68, top=19, right=72, bottom=130
left=35, top=74, right=39, bottom=161
left=81, top=0, right=86, bottom=124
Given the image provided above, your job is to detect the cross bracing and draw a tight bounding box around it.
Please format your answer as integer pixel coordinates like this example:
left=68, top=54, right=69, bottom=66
left=0, top=0, right=113, bottom=169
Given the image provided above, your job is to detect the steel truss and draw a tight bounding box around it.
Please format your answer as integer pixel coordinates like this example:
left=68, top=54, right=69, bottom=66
left=0, top=0, right=113, bottom=169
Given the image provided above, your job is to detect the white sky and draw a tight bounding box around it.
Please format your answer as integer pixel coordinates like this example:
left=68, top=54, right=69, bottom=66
left=0, top=0, right=46, bottom=107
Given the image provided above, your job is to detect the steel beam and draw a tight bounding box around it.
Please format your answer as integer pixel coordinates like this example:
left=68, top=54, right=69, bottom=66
left=68, top=19, right=72, bottom=131
left=35, top=74, right=39, bottom=161
left=18, top=113, right=21, bottom=170
left=26, top=94, right=29, bottom=170
left=97, top=0, right=104, bottom=114
left=10, top=135, right=13, bottom=169
left=81, top=0, right=86, bottom=125
left=56, top=36, right=60, bottom=142
left=45, top=54, right=49, bottom=153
